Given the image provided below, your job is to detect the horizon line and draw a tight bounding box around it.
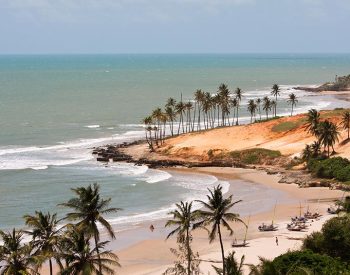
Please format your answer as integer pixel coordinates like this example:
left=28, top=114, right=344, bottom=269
left=1, top=52, right=350, bottom=56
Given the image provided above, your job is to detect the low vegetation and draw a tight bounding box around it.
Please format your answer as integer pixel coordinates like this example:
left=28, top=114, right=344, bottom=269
left=307, top=157, right=350, bottom=182
left=303, top=216, right=350, bottom=262
left=271, top=117, right=306, bottom=133
left=271, top=250, right=350, bottom=274
left=208, top=148, right=282, bottom=165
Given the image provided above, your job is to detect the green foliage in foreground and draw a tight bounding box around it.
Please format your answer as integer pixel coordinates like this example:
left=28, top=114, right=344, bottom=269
left=228, top=148, right=281, bottom=164
left=307, top=157, right=350, bottom=182
left=271, top=250, right=350, bottom=275
left=303, top=216, right=350, bottom=262
left=213, top=252, right=244, bottom=275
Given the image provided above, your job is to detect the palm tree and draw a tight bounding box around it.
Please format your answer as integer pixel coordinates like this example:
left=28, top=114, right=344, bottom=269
left=185, top=101, right=193, bottom=133
left=202, top=92, right=212, bottom=130
left=59, top=226, right=120, bottom=275
left=194, top=89, right=204, bottom=131
left=166, top=97, right=177, bottom=135
left=166, top=97, right=176, bottom=110
left=341, top=111, right=350, bottom=140
left=176, top=101, right=186, bottom=134
left=142, top=116, right=154, bottom=149
left=218, top=84, right=230, bottom=126
left=301, top=144, right=312, bottom=161
left=305, top=109, right=320, bottom=137
left=310, top=140, right=321, bottom=158
left=256, top=98, right=262, bottom=121
left=317, top=120, right=340, bottom=157
left=59, top=183, right=121, bottom=274
left=248, top=257, right=280, bottom=275
left=271, top=84, right=280, bottom=117
left=247, top=99, right=257, bottom=123
left=23, top=211, right=62, bottom=275
left=165, top=201, right=198, bottom=275
left=230, top=98, right=238, bottom=126
left=262, top=97, right=271, bottom=120
left=287, top=93, right=298, bottom=116
left=270, top=100, right=276, bottom=117
left=234, top=88, right=243, bottom=125
left=194, top=185, right=245, bottom=275
left=0, top=228, right=38, bottom=275
left=152, top=107, right=163, bottom=144
left=213, top=252, right=244, bottom=275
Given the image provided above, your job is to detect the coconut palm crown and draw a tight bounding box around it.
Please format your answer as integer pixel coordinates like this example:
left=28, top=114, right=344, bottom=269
left=194, top=185, right=245, bottom=275
left=23, top=211, right=62, bottom=275
left=59, top=183, right=121, bottom=274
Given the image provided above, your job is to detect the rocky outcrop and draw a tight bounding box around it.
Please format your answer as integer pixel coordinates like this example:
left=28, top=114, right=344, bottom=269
left=92, top=141, right=250, bottom=169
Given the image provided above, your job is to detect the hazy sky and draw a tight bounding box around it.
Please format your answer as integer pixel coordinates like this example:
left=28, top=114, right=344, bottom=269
left=1, top=0, right=349, bottom=54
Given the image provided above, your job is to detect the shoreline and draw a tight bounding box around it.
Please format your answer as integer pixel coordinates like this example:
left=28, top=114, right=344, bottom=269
left=111, top=167, right=343, bottom=275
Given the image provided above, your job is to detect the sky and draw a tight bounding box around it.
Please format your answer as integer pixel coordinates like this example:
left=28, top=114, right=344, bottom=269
left=0, top=0, right=349, bottom=54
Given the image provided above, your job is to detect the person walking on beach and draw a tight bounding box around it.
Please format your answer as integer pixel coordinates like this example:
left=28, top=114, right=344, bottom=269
left=275, top=236, right=279, bottom=246
left=150, top=224, right=155, bottom=232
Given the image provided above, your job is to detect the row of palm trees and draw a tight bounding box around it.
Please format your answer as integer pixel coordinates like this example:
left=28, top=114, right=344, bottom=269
left=0, top=183, right=120, bottom=275
left=165, top=185, right=245, bottom=275
left=303, top=109, right=350, bottom=159
left=0, top=182, right=244, bottom=275
left=143, top=84, right=299, bottom=149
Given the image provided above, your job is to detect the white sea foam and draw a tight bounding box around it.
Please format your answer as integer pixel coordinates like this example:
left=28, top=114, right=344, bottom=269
left=105, top=173, right=230, bottom=228
left=143, top=170, right=172, bottom=183
left=85, top=124, right=100, bottom=128
left=0, top=129, right=144, bottom=171
left=119, top=124, right=145, bottom=128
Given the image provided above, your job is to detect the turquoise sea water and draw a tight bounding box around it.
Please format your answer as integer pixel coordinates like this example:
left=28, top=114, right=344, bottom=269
left=0, top=54, right=350, bottom=231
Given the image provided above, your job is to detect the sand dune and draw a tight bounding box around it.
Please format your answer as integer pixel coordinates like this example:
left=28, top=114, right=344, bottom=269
left=154, top=110, right=350, bottom=161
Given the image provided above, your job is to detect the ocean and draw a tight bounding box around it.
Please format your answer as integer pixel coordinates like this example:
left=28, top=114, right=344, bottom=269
left=0, top=53, right=350, bottom=231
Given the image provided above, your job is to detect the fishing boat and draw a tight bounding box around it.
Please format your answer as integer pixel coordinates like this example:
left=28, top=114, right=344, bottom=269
left=304, top=211, right=322, bottom=219
left=258, top=223, right=278, bottom=231
left=287, top=224, right=306, bottom=231
left=258, top=203, right=278, bottom=232
left=232, top=216, right=250, bottom=247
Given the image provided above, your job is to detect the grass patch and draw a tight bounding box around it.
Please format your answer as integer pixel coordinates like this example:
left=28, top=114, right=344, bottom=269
left=256, top=116, right=282, bottom=123
left=272, top=118, right=307, bottom=133
left=321, top=108, right=350, bottom=118
left=228, top=148, right=281, bottom=164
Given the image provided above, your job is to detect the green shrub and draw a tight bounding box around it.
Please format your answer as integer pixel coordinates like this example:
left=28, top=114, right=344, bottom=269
left=335, top=166, right=350, bottom=182
left=272, top=250, right=350, bottom=274
left=303, top=216, right=350, bottom=262
left=307, top=157, right=350, bottom=182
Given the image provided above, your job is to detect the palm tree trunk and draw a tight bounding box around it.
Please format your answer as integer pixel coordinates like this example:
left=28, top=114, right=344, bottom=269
left=192, top=103, right=196, bottom=132
left=291, top=104, right=294, bottom=116
left=328, top=144, right=330, bottom=158
left=197, top=107, right=201, bottom=131
left=49, top=259, right=53, bottom=275
left=275, top=95, right=277, bottom=117
left=182, top=112, right=185, bottom=134
left=217, top=225, right=226, bottom=275
left=236, top=106, right=239, bottom=125
left=186, top=228, right=191, bottom=275
left=94, top=233, right=102, bottom=274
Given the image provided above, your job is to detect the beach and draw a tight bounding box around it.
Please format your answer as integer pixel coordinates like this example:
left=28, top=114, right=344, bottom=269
left=113, top=167, right=344, bottom=275
left=1, top=54, right=350, bottom=275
